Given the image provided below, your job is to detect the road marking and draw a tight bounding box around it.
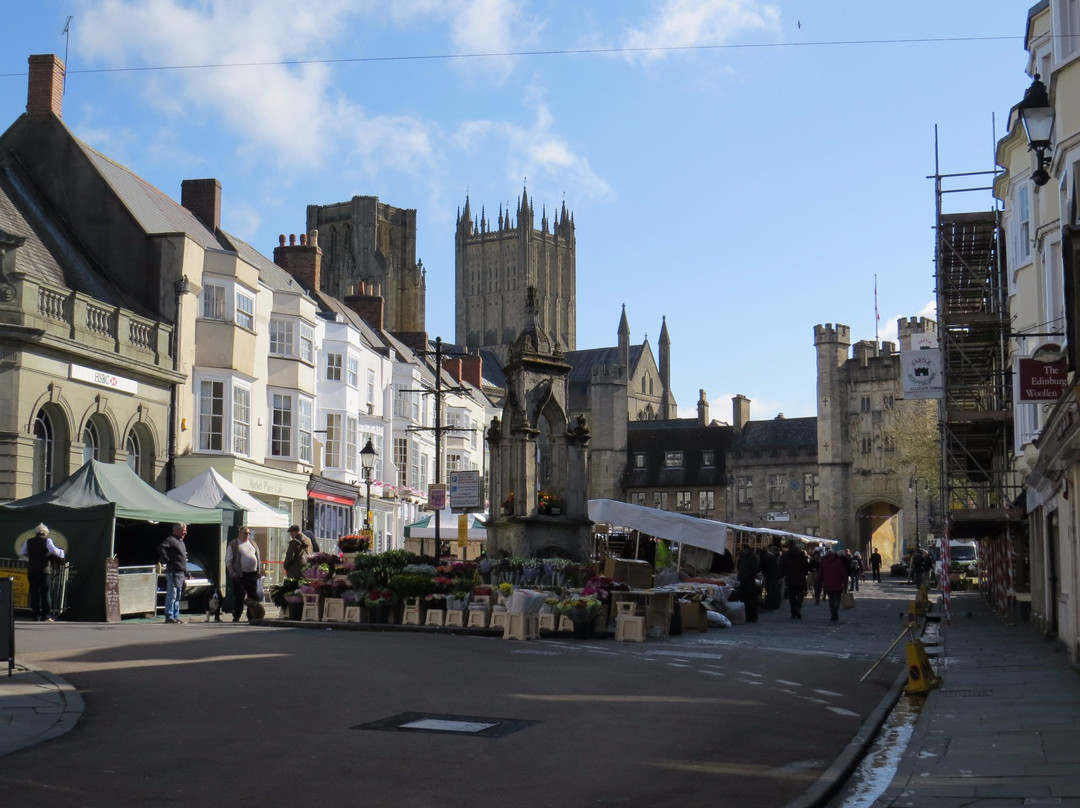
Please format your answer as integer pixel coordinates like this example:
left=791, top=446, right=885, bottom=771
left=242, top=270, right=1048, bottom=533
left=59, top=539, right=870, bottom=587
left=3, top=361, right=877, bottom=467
left=511, top=694, right=763, bottom=706
left=814, top=688, right=843, bottom=697
left=826, top=706, right=860, bottom=717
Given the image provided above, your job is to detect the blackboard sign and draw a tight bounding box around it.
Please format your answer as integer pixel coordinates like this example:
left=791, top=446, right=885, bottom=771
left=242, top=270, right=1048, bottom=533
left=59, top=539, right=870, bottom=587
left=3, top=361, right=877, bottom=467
left=104, top=557, right=121, bottom=623
left=1, top=578, right=13, bottom=676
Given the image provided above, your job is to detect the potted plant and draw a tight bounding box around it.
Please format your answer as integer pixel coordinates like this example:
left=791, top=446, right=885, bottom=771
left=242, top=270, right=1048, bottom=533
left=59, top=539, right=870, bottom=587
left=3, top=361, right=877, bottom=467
left=270, top=577, right=304, bottom=620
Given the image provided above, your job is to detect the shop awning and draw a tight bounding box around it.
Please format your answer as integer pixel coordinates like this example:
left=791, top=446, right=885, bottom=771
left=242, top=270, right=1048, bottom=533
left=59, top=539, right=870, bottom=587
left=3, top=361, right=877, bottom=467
left=167, top=467, right=290, bottom=528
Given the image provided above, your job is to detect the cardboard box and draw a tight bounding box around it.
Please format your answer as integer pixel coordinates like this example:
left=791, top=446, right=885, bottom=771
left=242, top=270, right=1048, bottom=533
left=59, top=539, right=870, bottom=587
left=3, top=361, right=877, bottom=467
left=679, top=601, right=708, bottom=632
left=603, top=558, right=654, bottom=589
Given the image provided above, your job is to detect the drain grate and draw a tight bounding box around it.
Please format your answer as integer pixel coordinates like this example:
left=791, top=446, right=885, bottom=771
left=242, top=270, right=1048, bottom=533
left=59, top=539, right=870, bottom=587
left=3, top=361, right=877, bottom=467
left=938, top=689, right=992, bottom=697
left=353, top=712, right=540, bottom=738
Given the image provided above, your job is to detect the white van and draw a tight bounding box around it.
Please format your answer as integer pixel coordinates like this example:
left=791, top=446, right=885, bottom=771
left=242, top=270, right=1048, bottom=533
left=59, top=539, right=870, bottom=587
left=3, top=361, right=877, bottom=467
left=936, top=540, right=978, bottom=579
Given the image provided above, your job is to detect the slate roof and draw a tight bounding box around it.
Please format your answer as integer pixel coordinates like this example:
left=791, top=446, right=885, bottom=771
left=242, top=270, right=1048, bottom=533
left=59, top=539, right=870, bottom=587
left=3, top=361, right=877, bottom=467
left=733, top=417, right=817, bottom=451
left=0, top=164, right=152, bottom=315
left=565, top=344, right=644, bottom=383
left=624, top=420, right=733, bottom=489
left=75, top=140, right=221, bottom=251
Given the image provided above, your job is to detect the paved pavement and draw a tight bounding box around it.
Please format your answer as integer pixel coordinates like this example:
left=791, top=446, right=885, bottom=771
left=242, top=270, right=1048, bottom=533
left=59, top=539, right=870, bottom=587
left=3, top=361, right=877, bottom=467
left=2, top=579, right=1078, bottom=807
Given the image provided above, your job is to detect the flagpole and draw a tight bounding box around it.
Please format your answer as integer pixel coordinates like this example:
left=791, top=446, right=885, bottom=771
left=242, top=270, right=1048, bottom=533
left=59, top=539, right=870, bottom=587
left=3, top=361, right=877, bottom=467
left=874, top=274, right=880, bottom=344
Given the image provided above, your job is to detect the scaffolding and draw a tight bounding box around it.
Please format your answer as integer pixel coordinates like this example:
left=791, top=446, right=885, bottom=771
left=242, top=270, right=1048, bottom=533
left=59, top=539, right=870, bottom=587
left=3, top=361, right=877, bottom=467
left=933, top=165, right=1025, bottom=616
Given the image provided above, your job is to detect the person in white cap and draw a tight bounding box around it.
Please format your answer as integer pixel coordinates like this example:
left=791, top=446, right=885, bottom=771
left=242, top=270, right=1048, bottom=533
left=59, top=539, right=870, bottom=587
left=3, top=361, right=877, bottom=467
left=19, top=523, right=66, bottom=621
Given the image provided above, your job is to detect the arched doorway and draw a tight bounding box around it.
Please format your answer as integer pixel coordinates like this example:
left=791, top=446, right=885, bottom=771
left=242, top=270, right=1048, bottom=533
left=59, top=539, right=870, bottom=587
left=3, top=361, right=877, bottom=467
left=856, top=500, right=901, bottom=569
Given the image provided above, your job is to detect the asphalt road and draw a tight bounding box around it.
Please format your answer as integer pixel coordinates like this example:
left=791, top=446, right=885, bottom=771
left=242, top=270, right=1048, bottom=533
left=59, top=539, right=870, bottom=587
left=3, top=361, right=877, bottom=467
left=2, top=579, right=915, bottom=808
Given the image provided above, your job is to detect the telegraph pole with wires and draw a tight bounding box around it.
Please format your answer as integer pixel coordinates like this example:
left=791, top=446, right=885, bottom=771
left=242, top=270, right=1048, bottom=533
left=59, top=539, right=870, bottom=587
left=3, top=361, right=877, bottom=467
left=61, top=16, right=72, bottom=95
left=404, top=336, right=477, bottom=560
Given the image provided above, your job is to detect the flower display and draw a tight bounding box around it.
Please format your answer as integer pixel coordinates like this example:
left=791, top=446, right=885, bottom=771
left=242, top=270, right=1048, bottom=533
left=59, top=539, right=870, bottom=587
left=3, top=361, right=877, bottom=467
left=555, top=595, right=602, bottom=622
left=365, top=588, right=398, bottom=607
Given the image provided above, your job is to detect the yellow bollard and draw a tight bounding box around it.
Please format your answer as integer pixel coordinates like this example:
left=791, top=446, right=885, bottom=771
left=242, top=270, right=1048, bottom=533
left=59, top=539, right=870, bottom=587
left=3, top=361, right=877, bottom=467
left=903, top=639, right=942, bottom=694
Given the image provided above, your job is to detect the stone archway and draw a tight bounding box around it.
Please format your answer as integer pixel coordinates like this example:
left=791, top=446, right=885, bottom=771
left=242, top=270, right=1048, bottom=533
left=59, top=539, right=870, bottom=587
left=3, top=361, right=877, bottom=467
left=856, top=500, right=901, bottom=569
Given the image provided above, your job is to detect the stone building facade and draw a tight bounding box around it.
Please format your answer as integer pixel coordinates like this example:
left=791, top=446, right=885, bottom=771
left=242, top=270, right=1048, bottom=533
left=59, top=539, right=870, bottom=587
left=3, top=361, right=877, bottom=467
left=306, top=196, right=426, bottom=334
left=455, top=189, right=575, bottom=362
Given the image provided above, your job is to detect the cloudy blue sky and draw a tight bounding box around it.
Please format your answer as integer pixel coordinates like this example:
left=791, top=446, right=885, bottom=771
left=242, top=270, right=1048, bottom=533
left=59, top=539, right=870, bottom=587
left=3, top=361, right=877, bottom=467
left=2, top=1, right=1034, bottom=421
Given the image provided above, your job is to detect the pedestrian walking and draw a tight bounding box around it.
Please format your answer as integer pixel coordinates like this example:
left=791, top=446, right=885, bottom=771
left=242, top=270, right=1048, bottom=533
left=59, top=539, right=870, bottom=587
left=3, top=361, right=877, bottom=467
left=869, top=547, right=882, bottom=582
left=819, top=549, right=848, bottom=622
left=779, top=540, right=809, bottom=619
left=282, top=524, right=312, bottom=579
left=759, top=544, right=781, bottom=610
left=912, top=548, right=931, bottom=589
left=157, top=523, right=187, bottom=624
left=19, top=523, right=66, bottom=621
left=736, top=544, right=761, bottom=623
left=849, top=551, right=863, bottom=592
left=226, top=526, right=263, bottom=622
left=808, top=549, right=822, bottom=605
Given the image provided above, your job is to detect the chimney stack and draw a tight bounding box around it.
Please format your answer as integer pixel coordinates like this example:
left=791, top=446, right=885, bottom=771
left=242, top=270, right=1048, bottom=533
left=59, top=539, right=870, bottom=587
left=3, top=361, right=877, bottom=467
left=345, top=290, right=387, bottom=333
left=732, top=394, right=750, bottom=435
left=27, top=54, right=65, bottom=119
left=181, top=179, right=222, bottom=234
left=275, top=230, right=323, bottom=293
left=459, top=354, right=483, bottom=389
left=697, top=389, right=709, bottom=426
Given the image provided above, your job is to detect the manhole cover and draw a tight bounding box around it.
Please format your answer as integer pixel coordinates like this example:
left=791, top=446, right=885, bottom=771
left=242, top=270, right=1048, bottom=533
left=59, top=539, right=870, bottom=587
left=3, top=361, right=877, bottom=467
left=353, top=712, right=539, bottom=738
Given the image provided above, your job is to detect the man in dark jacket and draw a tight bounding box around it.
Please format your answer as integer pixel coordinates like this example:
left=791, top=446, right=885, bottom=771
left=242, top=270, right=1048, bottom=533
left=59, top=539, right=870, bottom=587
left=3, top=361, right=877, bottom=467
left=736, top=544, right=761, bottom=623
left=19, top=523, right=65, bottom=621
left=779, top=540, right=810, bottom=619
left=759, top=544, right=782, bottom=610
left=157, top=523, right=188, bottom=624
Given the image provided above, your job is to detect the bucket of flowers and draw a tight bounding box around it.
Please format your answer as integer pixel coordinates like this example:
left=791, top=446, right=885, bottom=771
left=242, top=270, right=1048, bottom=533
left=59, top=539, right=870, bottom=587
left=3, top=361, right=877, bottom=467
left=556, top=595, right=603, bottom=638
left=270, top=577, right=304, bottom=620
left=364, top=588, right=398, bottom=623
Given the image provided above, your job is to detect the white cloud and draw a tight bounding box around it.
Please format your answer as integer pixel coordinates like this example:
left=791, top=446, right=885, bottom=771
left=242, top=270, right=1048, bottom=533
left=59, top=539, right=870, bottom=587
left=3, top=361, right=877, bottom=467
left=622, top=0, right=781, bottom=63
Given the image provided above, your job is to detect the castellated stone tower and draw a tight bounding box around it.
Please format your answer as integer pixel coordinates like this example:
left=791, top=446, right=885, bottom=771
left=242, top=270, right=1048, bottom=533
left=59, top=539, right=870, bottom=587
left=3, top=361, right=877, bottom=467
left=306, top=196, right=426, bottom=334
left=897, top=316, right=938, bottom=350
left=814, top=323, right=852, bottom=544
left=455, top=188, right=575, bottom=363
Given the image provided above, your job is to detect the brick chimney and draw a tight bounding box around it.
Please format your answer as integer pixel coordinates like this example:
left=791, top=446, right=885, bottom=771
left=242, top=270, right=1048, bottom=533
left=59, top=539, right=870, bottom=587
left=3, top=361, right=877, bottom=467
left=392, top=331, right=429, bottom=355
left=443, top=358, right=463, bottom=384
left=460, top=354, right=483, bottom=389
left=732, top=394, right=750, bottom=435
left=181, top=178, right=222, bottom=233
left=345, top=283, right=386, bottom=332
left=274, top=231, right=322, bottom=293
left=27, top=54, right=65, bottom=119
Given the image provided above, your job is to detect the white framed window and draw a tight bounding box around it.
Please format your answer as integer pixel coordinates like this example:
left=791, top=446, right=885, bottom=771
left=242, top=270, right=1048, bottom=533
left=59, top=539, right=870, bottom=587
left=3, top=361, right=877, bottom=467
left=699, top=490, right=714, bottom=511
left=1054, top=0, right=1080, bottom=62
left=299, top=323, right=314, bottom=364
left=324, top=413, right=342, bottom=468
left=366, top=369, right=376, bottom=404
left=653, top=491, right=668, bottom=509
left=394, top=438, right=409, bottom=488
left=1016, top=401, right=1041, bottom=448
left=202, top=284, right=227, bottom=320
left=631, top=492, right=646, bottom=506
left=347, top=356, right=359, bottom=388
left=737, top=476, right=753, bottom=505
left=634, top=452, right=647, bottom=468
left=803, top=472, right=819, bottom=503
left=418, top=452, right=428, bottom=488
left=769, top=474, right=786, bottom=504
left=233, top=385, right=250, bottom=455
left=235, top=291, right=255, bottom=330
left=701, top=450, right=715, bottom=468
left=676, top=491, right=692, bottom=511
left=471, top=420, right=478, bottom=449
left=664, top=451, right=683, bottom=468
left=199, top=380, right=225, bottom=451
left=326, top=353, right=343, bottom=381
left=1016, top=182, right=1032, bottom=264
left=345, top=417, right=358, bottom=472
left=298, top=398, right=313, bottom=463
left=447, top=453, right=463, bottom=473
left=1044, top=238, right=1065, bottom=334
left=271, top=394, right=292, bottom=457
left=269, top=319, right=294, bottom=356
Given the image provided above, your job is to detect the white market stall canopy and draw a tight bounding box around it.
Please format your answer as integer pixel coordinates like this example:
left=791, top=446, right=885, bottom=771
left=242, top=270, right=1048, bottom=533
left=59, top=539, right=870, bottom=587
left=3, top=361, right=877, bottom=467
left=405, top=508, right=488, bottom=540
left=588, top=499, right=839, bottom=555
left=167, top=467, right=290, bottom=529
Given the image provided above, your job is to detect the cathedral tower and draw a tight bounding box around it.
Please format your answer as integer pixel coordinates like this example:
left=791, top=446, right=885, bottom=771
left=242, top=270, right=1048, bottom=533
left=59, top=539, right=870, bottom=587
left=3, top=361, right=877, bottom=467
left=306, top=196, right=426, bottom=334
left=455, top=188, right=575, bottom=361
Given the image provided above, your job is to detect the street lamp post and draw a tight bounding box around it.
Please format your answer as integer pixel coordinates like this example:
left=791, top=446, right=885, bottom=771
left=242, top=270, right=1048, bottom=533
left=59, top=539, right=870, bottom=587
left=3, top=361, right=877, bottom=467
left=1017, top=73, right=1056, bottom=186
left=908, top=475, right=929, bottom=553
left=360, top=439, right=377, bottom=543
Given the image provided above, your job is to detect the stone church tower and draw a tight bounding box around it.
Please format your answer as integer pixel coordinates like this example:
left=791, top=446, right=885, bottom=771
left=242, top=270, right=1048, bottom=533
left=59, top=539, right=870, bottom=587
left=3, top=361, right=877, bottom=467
left=455, top=188, right=575, bottom=362
left=306, top=196, right=426, bottom=333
